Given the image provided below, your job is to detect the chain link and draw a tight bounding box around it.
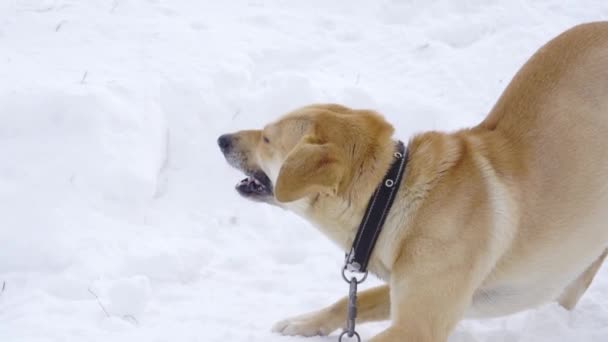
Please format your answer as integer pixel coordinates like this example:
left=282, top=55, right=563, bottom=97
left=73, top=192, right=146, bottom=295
left=339, top=268, right=367, bottom=342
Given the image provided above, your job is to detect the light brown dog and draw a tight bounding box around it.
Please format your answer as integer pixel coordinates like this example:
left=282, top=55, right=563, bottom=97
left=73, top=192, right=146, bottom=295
left=218, top=22, right=608, bottom=341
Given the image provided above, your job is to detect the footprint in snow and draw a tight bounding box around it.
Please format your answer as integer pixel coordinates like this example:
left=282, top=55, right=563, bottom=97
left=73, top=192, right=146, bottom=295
left=335, top=31, right=363, bottom=43
left=428, top=22, right=492, bottom=49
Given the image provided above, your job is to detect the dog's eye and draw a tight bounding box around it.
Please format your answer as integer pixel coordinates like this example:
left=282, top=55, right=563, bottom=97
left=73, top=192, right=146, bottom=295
left=263, top=136, right=270, bottom=143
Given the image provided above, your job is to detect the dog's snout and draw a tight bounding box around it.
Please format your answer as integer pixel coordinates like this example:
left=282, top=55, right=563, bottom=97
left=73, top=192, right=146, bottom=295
left=218, top=134, right=232, bottom=152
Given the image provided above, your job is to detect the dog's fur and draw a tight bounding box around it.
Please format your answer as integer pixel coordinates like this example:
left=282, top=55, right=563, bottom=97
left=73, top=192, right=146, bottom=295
left=218, top=22, right=608, bottom=341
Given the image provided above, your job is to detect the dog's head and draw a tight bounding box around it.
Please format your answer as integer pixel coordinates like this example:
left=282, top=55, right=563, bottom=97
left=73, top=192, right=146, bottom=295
left=217, top=104, right=394, bottom=206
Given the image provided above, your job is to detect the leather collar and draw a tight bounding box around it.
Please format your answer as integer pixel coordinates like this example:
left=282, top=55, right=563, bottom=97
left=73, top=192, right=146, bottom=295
left=345, top=140, right=408, bottom=273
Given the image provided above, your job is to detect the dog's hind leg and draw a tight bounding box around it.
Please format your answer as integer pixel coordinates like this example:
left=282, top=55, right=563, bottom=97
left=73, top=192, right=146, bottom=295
left=557, top=248, right=608, bottom=310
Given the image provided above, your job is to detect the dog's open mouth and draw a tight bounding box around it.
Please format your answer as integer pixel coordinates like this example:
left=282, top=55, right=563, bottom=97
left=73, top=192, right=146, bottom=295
left=236, top=170, right=273, bottom=199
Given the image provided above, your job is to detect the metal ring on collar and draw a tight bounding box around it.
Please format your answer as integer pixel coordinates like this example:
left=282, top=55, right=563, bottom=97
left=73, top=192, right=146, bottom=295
left=339, top=330, right=361, bottom=342
left=342, top=267, right=368, bottom=284
left=394, top=151, right=403, bottom=158
left=385, top=179, right=394, bottom=187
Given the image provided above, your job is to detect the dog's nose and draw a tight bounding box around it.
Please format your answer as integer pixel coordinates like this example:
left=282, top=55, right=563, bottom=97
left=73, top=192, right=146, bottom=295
left=217, top=134, right=232, bottom=151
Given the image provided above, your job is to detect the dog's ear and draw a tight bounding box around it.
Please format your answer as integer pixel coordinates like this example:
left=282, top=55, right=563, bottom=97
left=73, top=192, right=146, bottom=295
left=275, top=135, right=344, bottom=203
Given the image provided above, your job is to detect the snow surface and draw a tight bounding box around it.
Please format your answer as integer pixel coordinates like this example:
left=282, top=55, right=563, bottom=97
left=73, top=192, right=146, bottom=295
left=1, top=1, right=608, bottom=341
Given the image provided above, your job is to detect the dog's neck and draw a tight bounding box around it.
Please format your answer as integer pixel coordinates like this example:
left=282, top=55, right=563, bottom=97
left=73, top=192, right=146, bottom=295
left=290, top=138, right=401, bottom=253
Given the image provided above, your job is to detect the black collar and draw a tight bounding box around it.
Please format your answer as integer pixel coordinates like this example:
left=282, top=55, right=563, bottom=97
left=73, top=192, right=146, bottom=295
left=345, top=141, right=408, bottom=273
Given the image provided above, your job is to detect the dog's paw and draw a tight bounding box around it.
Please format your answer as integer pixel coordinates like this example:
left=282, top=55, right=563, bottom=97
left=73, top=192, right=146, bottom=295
left=272, top=310, right=339, bottom=337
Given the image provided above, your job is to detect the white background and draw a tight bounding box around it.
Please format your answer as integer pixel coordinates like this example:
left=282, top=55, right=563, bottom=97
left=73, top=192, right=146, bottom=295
left=1, top=1, right=608, bottom=341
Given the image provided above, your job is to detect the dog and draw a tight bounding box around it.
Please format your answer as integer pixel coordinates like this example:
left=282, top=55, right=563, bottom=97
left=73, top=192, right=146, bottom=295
left=217, top=22, right=608, bottom=341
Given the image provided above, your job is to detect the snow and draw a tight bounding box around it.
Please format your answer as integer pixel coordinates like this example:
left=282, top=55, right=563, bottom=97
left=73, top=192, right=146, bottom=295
left=1, top=1, right=608, bottom=341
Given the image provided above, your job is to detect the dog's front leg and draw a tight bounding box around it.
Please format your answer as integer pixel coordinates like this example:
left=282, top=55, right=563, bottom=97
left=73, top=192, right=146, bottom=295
left=369, top=258, right=477, bottom=342
left=272, top=284, right=390, bottom=337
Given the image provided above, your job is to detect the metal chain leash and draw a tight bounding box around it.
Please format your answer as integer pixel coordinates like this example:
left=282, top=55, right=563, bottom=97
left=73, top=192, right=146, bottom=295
left=338, top=267, right=368, bottom=342
left=338, top=143, right=406, bottom=341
